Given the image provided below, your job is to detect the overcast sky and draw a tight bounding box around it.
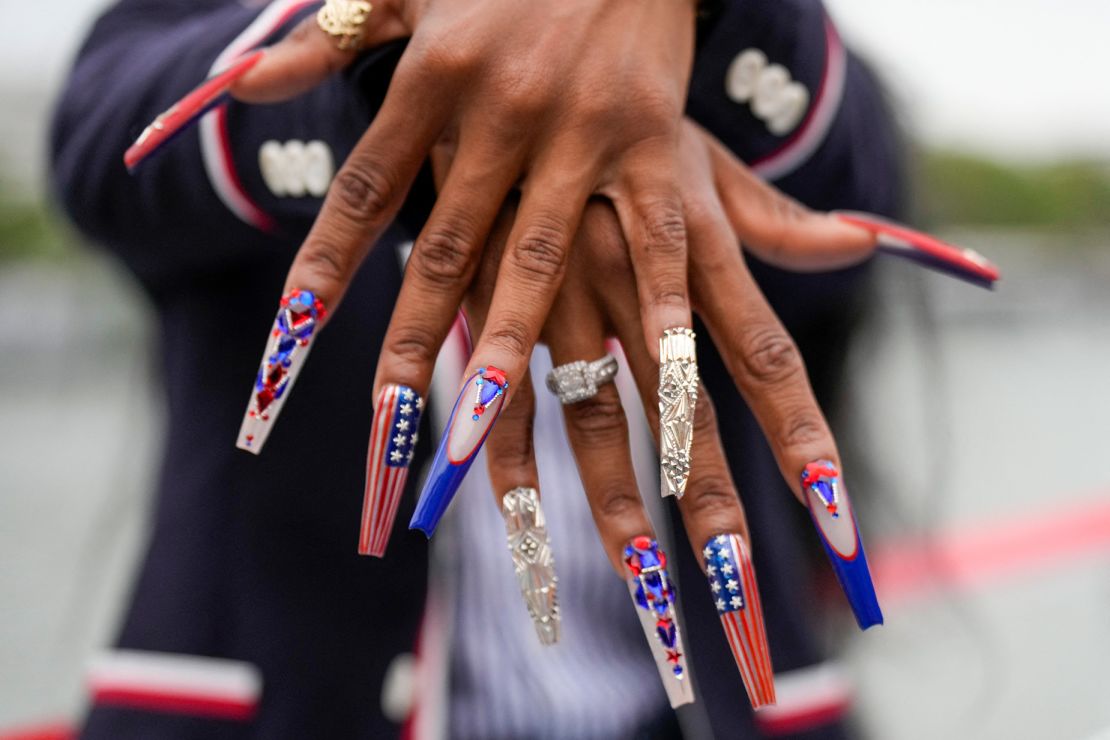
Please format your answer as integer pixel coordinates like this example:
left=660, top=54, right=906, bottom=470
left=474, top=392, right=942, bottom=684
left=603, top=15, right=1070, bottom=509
left=2, top=0, right=1108, bottom=170
left=826, top=0, right=1110, bottom=161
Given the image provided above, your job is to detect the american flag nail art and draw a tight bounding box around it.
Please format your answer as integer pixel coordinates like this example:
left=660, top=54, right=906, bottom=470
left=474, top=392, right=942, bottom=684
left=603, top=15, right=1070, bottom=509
left=704, top=534, right=776, bottom=709
left=360, top=384, right=424, bottom=557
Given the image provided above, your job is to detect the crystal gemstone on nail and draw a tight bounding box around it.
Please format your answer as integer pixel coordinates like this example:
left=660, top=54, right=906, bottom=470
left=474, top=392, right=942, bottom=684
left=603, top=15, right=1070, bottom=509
left=802, top=460, right=841, bottom=518
left=624, top=537, right=683, bottom=680
left=471, top=366, right=509, bottom=421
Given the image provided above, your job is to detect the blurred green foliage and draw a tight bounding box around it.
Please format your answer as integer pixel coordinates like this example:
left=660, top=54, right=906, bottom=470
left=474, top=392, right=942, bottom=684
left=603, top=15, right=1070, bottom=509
left=0, top=191, right=72, bottom=261
left=917, top=151, right=1110, bottom=230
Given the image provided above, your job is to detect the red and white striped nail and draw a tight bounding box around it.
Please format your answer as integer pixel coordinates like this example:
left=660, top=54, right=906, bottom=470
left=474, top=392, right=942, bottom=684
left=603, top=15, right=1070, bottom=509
left=124, top=50, right=265, bottom=172
left=833, top=211, right=1000, bottom=288
left=360, top=384, right=424, bottom=557
left=703, top=534, right=776, bottom=709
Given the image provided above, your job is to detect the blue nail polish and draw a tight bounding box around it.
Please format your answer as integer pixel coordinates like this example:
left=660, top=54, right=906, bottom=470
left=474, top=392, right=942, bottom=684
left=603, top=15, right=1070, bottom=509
left=409, top=366, right=508, bottom=536
left=802, top=460, right=883, bottom=630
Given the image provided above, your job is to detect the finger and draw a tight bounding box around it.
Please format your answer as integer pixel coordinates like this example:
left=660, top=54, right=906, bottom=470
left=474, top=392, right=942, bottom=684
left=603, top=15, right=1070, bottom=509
left=698, top=122, right=999, bottom=286
left=231, top=12, right=407, bottom=104
left=237, top=66, right=447, bottom=454
left=606, top=150, right=699, bottom=500
left=483, top=374, right=563, bottom=647
left=541, top=261, right=691, bottom=707
left=694, top=122, right=875, bottom=270
left=413, top=161, right=595, bottom=536
left=602, top=268, right=776, bottom=708
left=686, top=198, right=883, bottom=630
left=361, top=142, right=522, bottom=554
left=609, top=152, right=694, bottom=357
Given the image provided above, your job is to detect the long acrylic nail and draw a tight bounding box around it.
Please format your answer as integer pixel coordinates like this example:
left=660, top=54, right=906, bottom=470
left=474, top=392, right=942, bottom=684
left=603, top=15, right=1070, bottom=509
left=124, top=50, right=266, bottom=172
left=409, top=366, right=508, bottom=536
left=236, top=289, right=326, bottom=454
left=359, top=384, right=424, bottom=557
left=802, top=460, right=883, bottom=630
left=659, top=328, right=698, bottom=499
left=704, top=534, right=776, bottom=709
left=502, top=487, right=560, bottom=646
left=624, top=536, right=693, bottom=708
left=833, top=211, right=1000, bottom=289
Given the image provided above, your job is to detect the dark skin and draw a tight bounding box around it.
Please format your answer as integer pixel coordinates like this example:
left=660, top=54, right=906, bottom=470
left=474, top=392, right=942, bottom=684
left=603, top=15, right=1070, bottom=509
left=447, top=122, right=863, bottom=575
left=230, top=2, right=879, bottom=442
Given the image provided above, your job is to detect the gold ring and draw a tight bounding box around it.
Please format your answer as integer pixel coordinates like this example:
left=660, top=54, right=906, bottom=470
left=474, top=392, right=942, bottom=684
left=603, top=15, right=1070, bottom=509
left=317, top=0, right=373, bottom=51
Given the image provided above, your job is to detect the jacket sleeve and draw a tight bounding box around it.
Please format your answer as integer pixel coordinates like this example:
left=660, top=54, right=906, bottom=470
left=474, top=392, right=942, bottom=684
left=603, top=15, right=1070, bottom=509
left=50, top=0, right=418, bottom=289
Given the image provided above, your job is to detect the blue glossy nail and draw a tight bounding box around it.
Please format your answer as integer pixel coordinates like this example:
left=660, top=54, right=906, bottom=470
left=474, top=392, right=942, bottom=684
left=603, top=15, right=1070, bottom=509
left=802, top=460, right=883, bottom=630
left=409, top=366, right=508, bottom=536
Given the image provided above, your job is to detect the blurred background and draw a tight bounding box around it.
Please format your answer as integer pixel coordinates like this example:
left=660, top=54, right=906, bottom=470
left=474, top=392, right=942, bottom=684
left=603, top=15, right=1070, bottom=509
left=1, top=0, right=1108, bottom=738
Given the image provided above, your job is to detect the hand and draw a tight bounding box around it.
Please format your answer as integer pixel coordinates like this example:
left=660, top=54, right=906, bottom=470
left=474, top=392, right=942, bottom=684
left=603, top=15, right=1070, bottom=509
left=228, top=0, right=716, bottom=466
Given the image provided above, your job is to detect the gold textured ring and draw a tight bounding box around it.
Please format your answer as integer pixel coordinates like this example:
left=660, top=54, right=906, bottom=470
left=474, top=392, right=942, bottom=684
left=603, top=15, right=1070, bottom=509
left=317, top=0, right=373, bottom=51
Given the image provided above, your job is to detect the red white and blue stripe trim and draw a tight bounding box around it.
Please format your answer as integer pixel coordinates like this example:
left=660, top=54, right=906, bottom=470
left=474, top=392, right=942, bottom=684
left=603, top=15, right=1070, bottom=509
left=199, top=0, right=319, bottom=231
left=86, top=650, right=261, bottom=721
left=751, top=15, right=847, bottom=182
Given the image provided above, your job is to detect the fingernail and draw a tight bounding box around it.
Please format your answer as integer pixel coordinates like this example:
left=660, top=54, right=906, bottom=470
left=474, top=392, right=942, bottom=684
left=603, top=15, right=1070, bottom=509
left=359, top=384, right=424, bottom=557
left=832, top=211, right=1000, bottom=289
left=236, top=289, right=326, bottom=454
left=409, top=366, right=509, bottom=536
left=624, top=536, right=693, bottom=708
left=502, top=487, right=560, bottom=646
left=802, top=460, right=883, bottom=630
left=124, top=49, right=266, bottom=172
left=704, top=534, right=776, bottom=709
left=659, top=328, right=698, bottom=499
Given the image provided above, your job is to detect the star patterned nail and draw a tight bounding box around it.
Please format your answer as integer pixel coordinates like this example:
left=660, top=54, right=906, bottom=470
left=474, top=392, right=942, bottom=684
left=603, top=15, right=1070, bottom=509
left=834, top=211, right=999, bottom=289
left=704, top=534, right=775, bottom=709
left=124, top=50, right=265, bottom=172
left=802, top=460, right=883, bottom=630
left=624, top=536, right=693, bottom=708
left=409, top=366, right=508, bottom=536
left=237, top=289, right=326, bottom=454
left=359, top=384, right=424, bottom=557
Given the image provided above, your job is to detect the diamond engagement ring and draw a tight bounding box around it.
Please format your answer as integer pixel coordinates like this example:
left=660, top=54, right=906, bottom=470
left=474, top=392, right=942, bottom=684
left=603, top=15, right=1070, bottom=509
left=545, top=355, right=619, bottom=405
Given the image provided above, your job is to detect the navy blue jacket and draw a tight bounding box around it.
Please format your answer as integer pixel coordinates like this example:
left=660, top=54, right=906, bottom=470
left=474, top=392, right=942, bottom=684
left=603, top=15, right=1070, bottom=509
left=51, top=0, right=902, bottom=736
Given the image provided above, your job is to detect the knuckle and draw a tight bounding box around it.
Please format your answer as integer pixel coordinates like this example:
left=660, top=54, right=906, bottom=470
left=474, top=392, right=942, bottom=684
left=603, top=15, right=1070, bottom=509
left=408, top=36, right=478, bottom=80
left=511, top=218, right=570, bottom=283
left=640, top=204, right=687, bottom=258
left=565, top=394, right=628, bottom=445
left=492, top=424, right=535, bottom=468
left=332, top=163, right=395, bottom=222
left=624, top=86, right=680, bottom=131
left=383, top=323, right=440, bottom=371
left=647, top=278, right=688, bottom=310
left=682, top=481, right=739, bottom=520
left=780, top=410, right=828, bottom=450
left=739, top=325, right=803, bottom=385
left=486, top=317, right=533, bottom=358
left=410, top=226, right=477, bottom=286
left=595, top=484, right=644, bottom=522
left=298, top=237, right=353, bottom=285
